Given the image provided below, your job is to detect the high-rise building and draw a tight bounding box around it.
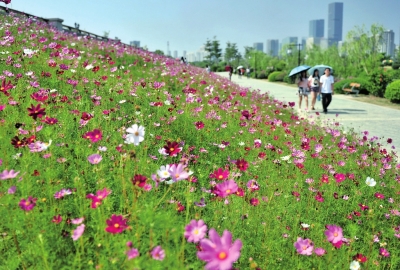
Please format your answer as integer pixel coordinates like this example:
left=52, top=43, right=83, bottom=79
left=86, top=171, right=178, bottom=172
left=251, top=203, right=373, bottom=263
left=266, top=39, right=279, bottom=56
left=309, top=19, right=324, bottom=38
left=130, top=41, right=140, bottom=47
left=282, top=37, right=298, bottom=47
left=183, top=50, right=187, bottom=58
left=328, top=2, right=344, bottom=46
left=381, top=30, right=395, bottom=58
left=253, top=42, right=264, bottom=52
left=173, top=50, right=178, bottom=58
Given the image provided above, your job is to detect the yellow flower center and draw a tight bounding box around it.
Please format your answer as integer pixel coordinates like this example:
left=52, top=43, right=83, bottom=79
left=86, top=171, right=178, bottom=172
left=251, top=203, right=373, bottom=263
left=218, top=175, right=223, bottom=179
left=170, top=148, right=174, bottom=152
left=114, top=223, right=120, bottom=228
left=302, top=246, right=307, bottom=250
left=175, top=174, right=180, bottom=178
left=334, top=232, right=338, bottom=237
left=226, top=189, right=231, bottom=193
left=25, top=201, right=30, bottom=206
left=218, top=252, right=227, bottom=260
left=134, top=131, right=139, bottom=136
left=194, top=229, right=199, bottom=235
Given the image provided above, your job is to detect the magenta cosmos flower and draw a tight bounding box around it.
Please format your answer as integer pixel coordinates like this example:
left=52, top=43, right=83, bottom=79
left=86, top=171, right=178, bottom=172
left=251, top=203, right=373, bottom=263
left=19, top=196, right=37, bottom=211
left=379, top=248, right=390, bottom=257
left=184, top=219, right=208, bottom=243
left=214, top=180, right=238, bottom=198
left=86, top=188, right=112, bottom=208
left=27, top=104, right=46, bottom=120
left=209, top=168, right=229, bottom=181
left=151, top=245, right=165, bottom=261
left=197, top=228, right=242, bottom=270
left=294, top=237, right=314, bottom=255
left=105, top=214, right=128, bottom=234
left=324, top=225, right=343, bottom=244
left=235, top=158, right=248, bottom=171
left=82, top=129, right=103, bottom=143
left=195, top=121, right=205, bottom=130
left=88, top=154, right=102, bottom=164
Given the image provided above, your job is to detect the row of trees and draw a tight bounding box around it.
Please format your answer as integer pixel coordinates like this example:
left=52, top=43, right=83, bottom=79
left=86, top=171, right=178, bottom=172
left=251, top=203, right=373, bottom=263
left=196, top=24, right=400, bottom=80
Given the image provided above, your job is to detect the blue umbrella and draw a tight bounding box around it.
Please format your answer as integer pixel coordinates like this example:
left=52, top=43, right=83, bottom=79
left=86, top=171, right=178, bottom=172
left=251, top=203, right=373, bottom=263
left=288, top=65, right=311, bottom=77
left=308, top=65, right=333, bottom=76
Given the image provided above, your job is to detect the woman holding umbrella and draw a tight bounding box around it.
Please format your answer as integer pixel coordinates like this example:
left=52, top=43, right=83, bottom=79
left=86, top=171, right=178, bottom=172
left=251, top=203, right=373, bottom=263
left=308, top=69, right=320, bottom=110
left=296, top=71, right=309, bottom=111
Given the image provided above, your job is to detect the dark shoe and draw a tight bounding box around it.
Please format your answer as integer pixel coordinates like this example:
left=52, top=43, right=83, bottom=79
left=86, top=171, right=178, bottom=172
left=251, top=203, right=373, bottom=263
left=311, top=107, right=315, bottom=110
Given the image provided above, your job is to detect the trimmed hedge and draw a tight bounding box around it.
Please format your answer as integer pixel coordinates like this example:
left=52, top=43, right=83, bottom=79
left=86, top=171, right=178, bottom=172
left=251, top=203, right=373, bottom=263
left=334, top=78, right=371, bottom=95
left=268, top=71, right=285, bottom=82
left=385, top=80, right=400, bottom=103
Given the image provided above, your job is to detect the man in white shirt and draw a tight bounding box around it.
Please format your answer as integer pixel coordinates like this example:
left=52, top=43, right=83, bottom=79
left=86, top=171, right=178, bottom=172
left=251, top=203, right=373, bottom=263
left=319, top=68, right=334, bottom=114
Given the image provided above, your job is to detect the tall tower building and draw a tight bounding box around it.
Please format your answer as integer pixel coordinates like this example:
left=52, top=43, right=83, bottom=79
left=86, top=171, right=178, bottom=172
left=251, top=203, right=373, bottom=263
left=253, top=42, right=264, bottom=52
left=266, top=39, right=279, bottom=56
left=309, top=19, right=324, bottom=38
left=328, top=2, right=344, bottom=46
left=381, top=30, right=395, bottom=58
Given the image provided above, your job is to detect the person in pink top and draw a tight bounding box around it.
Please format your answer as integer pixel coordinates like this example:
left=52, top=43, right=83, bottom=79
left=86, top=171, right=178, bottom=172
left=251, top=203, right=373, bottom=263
left=296, top=71, right=309, bottom=111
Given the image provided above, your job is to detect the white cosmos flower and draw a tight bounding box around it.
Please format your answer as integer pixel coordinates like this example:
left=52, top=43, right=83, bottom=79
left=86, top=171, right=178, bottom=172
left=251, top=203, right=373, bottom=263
left=119, top=100, right=126, bottom=104
left=238, top=142, right=245, bottom=146
left=301, top=223, right=310, bottom=229
left=365, top=177, right=376, bottom=187
left=124, top=124, right=145, bottom=146
left=349, top=260, right=360, bottom=270
left=164, top=100, right=171, bottom=106
left=85, top=64, right=94, bottom=70
left=157, top=165, right=171, bottom=179
left=23, top=49, right=34, bottom=55
left=280, top=155, right=291, bottom=161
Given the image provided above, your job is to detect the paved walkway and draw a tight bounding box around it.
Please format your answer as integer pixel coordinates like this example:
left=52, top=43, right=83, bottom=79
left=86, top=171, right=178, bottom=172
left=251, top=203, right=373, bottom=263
left=217, top=72, right=400, bottom=152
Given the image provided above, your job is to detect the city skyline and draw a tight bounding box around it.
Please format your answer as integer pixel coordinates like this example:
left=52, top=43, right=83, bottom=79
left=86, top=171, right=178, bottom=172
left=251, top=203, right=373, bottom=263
left=4, top=0, right=400, bottom=56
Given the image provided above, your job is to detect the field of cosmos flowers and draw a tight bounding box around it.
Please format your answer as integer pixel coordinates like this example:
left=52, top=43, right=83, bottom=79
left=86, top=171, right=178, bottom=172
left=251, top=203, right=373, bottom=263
left=0, top=12, right=400, bottom=270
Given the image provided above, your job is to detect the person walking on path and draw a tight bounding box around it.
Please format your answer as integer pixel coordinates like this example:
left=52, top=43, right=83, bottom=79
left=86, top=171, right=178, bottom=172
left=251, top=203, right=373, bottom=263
left=320, top=68, right=334, bottom=114
left=296, top=71, right=310, bottom=111
left=228, top=66, right=233, bottom=81
left=246, top=67, right=250, bottom=79
left=206, top=65, right=211, bottom=73
left=308, top=69, right=321, bottom=110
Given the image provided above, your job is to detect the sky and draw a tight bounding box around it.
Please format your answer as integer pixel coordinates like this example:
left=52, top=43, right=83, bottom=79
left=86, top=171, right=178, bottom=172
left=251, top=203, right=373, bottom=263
left=4, top=0, right=400, bottom=55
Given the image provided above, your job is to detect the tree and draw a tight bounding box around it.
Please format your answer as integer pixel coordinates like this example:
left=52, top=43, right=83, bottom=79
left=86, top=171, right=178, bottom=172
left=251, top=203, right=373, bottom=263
left=204, top=39, right=213, bottom=62
left=344, top=24, right=385, bottom=75
left=103, top=31, right=110, bottom=38
left=204, top=36, right=222, bottom=63
left=225, top=42, right=240, bottom=64
left=154, top=50, right=164, bottom=56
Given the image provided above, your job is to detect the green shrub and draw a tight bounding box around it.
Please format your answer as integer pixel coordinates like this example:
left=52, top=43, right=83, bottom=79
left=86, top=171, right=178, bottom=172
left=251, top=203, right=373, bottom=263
left=268, top=71, right=284, bottom=82
left=283, top=75, right=295, bottom=84
left=392, top=62, right=400, bottom=70
left=385, top=80, right=400, bottom=103
left=367, top=69, right=392, bottom=97
left=334, top=78, right=371, bottom=94
left=275, top=72, right=286, bottom=81
left=275, top=61, right=286, bottom=71
left=257, top=71, right=267, bottom=79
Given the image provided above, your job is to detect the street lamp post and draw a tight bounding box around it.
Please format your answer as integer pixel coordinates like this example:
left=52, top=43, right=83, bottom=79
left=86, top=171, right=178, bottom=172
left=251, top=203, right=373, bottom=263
left=287, top=43, right=302, bottom=66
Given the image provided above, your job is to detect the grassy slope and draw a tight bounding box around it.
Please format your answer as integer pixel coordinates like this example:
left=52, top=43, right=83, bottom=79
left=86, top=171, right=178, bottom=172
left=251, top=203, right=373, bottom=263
left=0, top=14, right=399, bottom=270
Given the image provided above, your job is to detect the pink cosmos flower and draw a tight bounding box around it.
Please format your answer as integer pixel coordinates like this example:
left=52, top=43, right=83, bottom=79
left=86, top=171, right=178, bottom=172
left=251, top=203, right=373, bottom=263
left=197, top=228, right=242, bottom=270
left=19, top=196, right=37, bottom=211
left=168, top=163, right=191, bottom=182
left=294, top=237, right=314, bottom=255
left=0, top=104, right=5, bottom=111
left=88, top=154, right=102, bottom=164
left=314, top=247, right=326, bottom=256
left=105, top=214, right=128, bottom=234
left=209, top=168, right=229, bottom=181
left=325, top=225, right=343, bottom=244
left=374, top=192, right=385, bottom=199
left=71, top=217, right=85, bottom=225
left=86, top=188, right=111, bottom=208
left=184, top=219, right=208, bottom=243
left=0, top=169, right=20, bottom=180
left=54, top=188, right=72, bottom=199
left=82, top=129, right=103, bottom=143
left=126, top=248, right=140, bottom=260
left=151, top=246, right=165, bottom=261
left=214, top=180, right=238, bottom=198
left=72, top=224, right=85, bottom=241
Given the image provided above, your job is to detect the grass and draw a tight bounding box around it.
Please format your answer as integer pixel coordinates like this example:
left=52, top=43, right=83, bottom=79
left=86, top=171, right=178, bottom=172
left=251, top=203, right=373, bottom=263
left=0, top=13, right=399, bottom=270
